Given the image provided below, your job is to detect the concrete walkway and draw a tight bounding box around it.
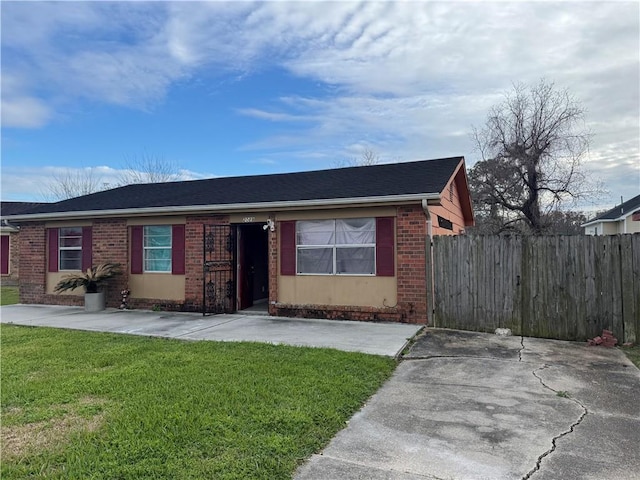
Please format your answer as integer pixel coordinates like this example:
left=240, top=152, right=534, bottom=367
left=0, top=304, right=422, bottom=357
left=296, top=328, right=640, bottom=480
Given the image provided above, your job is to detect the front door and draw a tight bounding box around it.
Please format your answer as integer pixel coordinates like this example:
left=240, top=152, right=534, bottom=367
left=203, top=224, right=236, bottom=315
left=236, top=224, right=269, bottom=311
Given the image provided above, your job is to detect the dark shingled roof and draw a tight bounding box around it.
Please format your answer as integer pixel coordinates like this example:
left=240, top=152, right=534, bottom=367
left=16, top=157, right=464, bottom=216
left=1, top=201, right=49, bottom=217
left=586, top=194, right=640, bottom=222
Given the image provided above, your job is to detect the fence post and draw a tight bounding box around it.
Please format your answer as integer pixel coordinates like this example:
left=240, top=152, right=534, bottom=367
left=425, top=231, right=435, bottom=327
left=620, top=234, right=637, bottom=343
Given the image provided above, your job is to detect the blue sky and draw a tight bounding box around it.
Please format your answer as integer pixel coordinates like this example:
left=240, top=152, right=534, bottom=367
left=1, top=1, right=639, bottom=211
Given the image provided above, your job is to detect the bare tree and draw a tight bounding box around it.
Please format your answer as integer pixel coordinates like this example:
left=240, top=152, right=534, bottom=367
left=333, top=147, right=381, bottom=168
left=470, top=79, right=601, bottom=234
left=117, top=154, right=181, bottom=185
left=41, top=168, right=105, bottom=201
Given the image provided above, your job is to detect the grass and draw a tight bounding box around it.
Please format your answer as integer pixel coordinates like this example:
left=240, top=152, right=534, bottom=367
left=622, top=345, right=640, bottom=369
left=1, top=325, right=396, bottom=479
left=0, top=286, right=19, bottom=305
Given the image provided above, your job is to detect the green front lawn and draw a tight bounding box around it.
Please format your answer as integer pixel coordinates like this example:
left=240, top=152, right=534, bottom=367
left=0, top=286, right=19, bottom=305
left=1, top=325, right=396, bottom=479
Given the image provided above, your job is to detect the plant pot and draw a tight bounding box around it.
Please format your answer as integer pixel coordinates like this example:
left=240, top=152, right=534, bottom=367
left=85, top=292, right=105, bottom=312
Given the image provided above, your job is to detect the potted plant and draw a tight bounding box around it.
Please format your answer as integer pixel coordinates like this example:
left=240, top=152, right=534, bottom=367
left=54, top=263, right=122, bottom=312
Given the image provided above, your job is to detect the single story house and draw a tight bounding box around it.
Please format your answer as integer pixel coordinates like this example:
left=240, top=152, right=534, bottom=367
left=6, top=157, right=474, bottom=324
left=1, top=201, right=48, bottom=285
left=582, top=194, right=640, bottom=236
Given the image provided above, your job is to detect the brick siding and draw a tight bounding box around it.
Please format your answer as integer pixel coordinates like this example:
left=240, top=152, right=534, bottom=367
left=18, top=207, right=430, bottom=323
left=18, top=223, right=47, bottom=303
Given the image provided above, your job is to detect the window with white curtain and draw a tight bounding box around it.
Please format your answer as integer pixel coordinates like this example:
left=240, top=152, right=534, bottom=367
left=296, top=218, right=375, bottom=275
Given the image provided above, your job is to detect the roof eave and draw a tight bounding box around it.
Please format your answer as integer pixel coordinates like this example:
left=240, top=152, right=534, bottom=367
left=581, top=210, right=639, bottom=227
left=7, top=193, right=442, bottom=222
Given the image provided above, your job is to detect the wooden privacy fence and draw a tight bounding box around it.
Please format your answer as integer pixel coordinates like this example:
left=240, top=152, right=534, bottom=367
left=429, top=234, right=640, bottom=343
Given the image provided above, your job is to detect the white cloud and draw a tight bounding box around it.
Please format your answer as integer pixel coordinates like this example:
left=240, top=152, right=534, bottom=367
left=0, top=165, right=213, bottom=202
left=1, top=95, right=52, bottom=129
left=1, top=1, right=638, bottom=204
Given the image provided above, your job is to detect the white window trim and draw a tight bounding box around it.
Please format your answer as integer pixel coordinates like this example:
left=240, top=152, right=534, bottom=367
left=59, top=228, right=82, bottom=271
left=296, top=219, right=376, bottom=276
left=143, top=225, right=172, bottom=273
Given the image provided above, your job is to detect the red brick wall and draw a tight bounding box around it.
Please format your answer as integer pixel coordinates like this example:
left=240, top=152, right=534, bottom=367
left=9, top=232, right=20, bottom=283
left=184, top=215, right=230, bottom=311
left=92, top=219, right=129, bottom=307
left=18, top=223, right=48, bottom=304
left=18, top=215, right=234, bottom=311
left=395, top=205, right=427, bottom=322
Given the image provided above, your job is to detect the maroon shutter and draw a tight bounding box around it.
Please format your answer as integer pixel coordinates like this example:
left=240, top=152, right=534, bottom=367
left=131, top=226, right=143, bottom=274
left=81, top=226, right=92, bottom=271
left=1, top=236, right=9, bottom=275
left=376, top=217, right=395, bottom=276
left=172, top=225, right=185, bottom=274
left=48, top=228, right=59, bottom=272
left=280, top=221, right=296, bottom=275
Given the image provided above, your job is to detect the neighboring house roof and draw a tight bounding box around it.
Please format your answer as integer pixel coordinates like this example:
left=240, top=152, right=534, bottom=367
left=6, top=157, right=473, bottom=223
left=582, top=194, right=640, bottom=227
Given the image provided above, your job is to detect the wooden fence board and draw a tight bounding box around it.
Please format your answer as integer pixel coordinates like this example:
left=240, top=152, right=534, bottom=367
left=432, top=234, right=638, bottom=342
left=624, top=235, right=640, bottom=343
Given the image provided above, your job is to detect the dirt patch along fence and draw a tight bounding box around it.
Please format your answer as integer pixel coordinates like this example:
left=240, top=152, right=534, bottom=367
left=429, top=234, right=640, bottom=343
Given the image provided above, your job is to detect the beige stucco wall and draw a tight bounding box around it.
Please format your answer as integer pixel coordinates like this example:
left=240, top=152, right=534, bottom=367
left=276, top=206, right=397, bottom=222
left=45, top=220, right=92, bottom=228
left=46, top=271, right=84, bottom=295
left=278, top=275, right=396, bottom=307
left=229, top=212, right=271, bottom=223
left=129, top=274, right=185, bottom=300
left=126, top=216, right=186, bottom=226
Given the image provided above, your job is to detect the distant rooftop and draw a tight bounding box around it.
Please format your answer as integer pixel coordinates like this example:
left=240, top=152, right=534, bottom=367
left=582, top=194, right=640, bottom=225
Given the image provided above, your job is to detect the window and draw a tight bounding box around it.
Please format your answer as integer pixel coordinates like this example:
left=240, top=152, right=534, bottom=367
left=1, top=235, right=9, bottom=275
left=59, top=227, right=83, bottom=270
left=131, top=225, right=185, bottom=275
left=144, top=226, right=172, bottom=272
left=437, top=215, right=453, bottom=231
left=48, top=227, right=91, bottom=273
left=296, top=218, right=375, bottom=275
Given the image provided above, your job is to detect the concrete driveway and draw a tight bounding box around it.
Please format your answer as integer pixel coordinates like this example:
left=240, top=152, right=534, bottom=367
left=296, top=329, right=640, bottom=480
left=0, top=304, right=421, bottom=357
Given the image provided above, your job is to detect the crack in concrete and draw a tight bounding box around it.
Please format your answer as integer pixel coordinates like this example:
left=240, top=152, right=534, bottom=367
left=521, top=365, right=588, bottom=480
left=403, top=354, right=518, bottom=363
left=518, top=336, right=525, bottom=362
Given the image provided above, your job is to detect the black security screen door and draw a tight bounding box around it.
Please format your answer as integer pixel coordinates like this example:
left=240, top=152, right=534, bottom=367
left=203, top=224, right=236, bottom=315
